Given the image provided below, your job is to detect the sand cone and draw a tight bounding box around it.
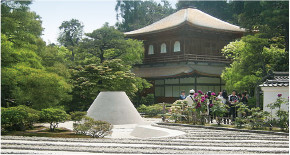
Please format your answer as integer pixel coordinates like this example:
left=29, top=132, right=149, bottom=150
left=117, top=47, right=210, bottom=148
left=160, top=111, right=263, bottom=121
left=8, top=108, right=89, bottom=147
left=87, top=91, right=144, bottom=125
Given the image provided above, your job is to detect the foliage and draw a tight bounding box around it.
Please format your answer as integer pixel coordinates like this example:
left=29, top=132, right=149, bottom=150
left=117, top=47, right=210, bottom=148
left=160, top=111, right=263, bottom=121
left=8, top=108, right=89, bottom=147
left=73, top=116, right=112, bottom=138
left=70, top=111, right=87, bottom=123
left=192, top=92, right=209, bottom=124
left=234, top=102, right=250, bottom=128
left=1, top=1, right=44, bottom=48
left=69, top=59, right=151, bottom=111
left=211, top=98, right=228, bottom=125
left=137, top=104, right=163, bottom=117
left=139, top=94, right=155, bottom=105
left=276, top=110, right=289, bottom=131
left=2, top=64, right=72, bottom=110
left=40, top=108, right=70, bottom=131
left=38, top=45, right=72, bottom=77
left=246, top=107, right=269, bottom=129
left=1, top=1, right=72, bottom=110
left=1, top=105, right=40, bottom=131
left=76, top=24, right=144, bottom=65
left=168, top=92, right=218, bottom=125
left=168, top=100, right=189, bottom=122
left=58, top=19, right=84, bottom=61
left=115, top=0, right=175, bottom=32
left=221, top=34, right=287, bottom=93
left=267, top=94, right=289, bottom=131
left=211, top=98, right=228, bottom=117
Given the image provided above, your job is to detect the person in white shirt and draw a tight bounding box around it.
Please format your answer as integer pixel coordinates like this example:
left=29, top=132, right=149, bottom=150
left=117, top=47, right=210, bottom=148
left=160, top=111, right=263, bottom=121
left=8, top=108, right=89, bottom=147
left=185, top=89, right=195, bottom=107
left=217, top=91, right=227, bottom=104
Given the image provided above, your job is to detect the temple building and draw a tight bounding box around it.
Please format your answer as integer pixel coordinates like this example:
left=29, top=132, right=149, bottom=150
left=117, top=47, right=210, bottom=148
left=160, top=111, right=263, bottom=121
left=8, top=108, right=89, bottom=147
left=125, top=7, right=245, bottom=103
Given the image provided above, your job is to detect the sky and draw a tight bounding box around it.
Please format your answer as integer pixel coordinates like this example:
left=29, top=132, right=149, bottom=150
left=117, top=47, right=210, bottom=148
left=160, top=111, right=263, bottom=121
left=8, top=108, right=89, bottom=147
left=30, top=0, right=177, bottom=44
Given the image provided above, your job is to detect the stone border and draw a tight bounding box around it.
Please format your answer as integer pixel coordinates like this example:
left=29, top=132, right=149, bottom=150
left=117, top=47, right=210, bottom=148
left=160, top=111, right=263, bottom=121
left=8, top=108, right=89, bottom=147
left=157, top=123, right=289, bottom=136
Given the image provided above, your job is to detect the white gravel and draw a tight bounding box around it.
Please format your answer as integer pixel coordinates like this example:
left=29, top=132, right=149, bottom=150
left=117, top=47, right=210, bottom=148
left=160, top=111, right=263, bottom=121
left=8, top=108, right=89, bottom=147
left=1, top=124, right=289, bottom=154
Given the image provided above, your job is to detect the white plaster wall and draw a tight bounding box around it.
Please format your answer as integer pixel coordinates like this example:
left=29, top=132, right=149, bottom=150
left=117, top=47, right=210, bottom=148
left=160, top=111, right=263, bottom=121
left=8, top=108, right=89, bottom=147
left=261, top=87, right=289, bottom=118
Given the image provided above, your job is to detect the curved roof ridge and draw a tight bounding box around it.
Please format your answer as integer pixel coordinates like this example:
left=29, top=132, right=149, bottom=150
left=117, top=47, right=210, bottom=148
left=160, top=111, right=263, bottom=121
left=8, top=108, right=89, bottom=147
left=184, top=8, right=189, bottom=21
left=187, top=9, right=243, bottom=31
left=125, top=8, right=245, bottom=37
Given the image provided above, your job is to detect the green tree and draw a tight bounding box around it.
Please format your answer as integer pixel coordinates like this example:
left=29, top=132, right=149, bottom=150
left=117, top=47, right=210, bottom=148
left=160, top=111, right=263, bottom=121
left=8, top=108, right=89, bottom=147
left=58, top=19, right=84, bottom=61
left=115, top=0, right=175, bottom=32
left=37, top=45, right=72, bottom=78
left=40, top=108, right=70, bottom=131
left=2, top=65, right=72, bottom=110
left=221, top=34, right=287, bottom=107
left=76, top=23, right=144, bottom=65
left=1, top=1, right=72, bottom=109
left=1, top=0, right=44, bottom=49
left=69, top=59, right=151, bottom=111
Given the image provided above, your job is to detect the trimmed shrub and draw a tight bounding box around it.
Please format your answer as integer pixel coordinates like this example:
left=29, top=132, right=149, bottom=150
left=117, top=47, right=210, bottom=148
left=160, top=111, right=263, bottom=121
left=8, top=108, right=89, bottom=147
left=1, top=105, right=40, bottom=131
left=137, top=104, right=163, bottom=117
left=73, top=116, right=112, bottom=138
left=40, top=108, right=70, bottom=131
left=70, top=111, right=87, bottom=123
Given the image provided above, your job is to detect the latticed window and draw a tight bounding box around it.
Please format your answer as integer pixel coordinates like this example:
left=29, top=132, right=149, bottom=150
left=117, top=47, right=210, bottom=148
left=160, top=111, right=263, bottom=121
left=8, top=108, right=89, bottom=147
left=174, top=41, right=181, bottom=52
left=161, top=43, right=167, bottom=53
left=148, top=45, right=154, bottom=55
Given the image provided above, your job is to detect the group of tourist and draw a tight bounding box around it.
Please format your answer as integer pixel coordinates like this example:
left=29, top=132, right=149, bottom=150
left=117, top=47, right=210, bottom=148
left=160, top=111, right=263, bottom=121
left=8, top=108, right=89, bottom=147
left=179, top=89, right=249, bottom=124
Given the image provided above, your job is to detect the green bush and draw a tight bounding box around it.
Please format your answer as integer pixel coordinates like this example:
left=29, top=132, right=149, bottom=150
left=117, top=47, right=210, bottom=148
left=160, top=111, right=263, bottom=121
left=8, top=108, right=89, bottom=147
left=40, top=108, right=70, bottom=131
left=70, top=111, right=87, bottom=123
left=267, top=95, right=289, bottom=131
left=211, top=100, right=228, bottom=125
left=234, top=103, right=250, bottom=128
left=277, top=110, right=289, bottom=131
left=140, top=94, right=155, bottom=105
left=137, top=104, right=163, bottom=117
left=73, top=116, right=112, bottom=138
left=246, top=107, right=269, bottom=129
left=1, top=105, right=40, bottom=131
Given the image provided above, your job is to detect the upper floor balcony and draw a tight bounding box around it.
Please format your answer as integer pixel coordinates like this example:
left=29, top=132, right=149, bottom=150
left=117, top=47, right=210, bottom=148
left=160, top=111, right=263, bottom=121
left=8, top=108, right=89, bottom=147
left=144, top=53, right=230, bottom=64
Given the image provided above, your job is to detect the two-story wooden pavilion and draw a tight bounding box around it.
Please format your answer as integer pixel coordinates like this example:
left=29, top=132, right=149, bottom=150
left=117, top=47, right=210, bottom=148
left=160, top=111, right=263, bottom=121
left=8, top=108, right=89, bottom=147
left=125, top=7, right=245, bottom=103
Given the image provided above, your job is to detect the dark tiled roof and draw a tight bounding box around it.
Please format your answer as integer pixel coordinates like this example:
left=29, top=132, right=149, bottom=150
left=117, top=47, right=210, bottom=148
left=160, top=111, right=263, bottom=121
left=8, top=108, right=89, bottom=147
left=259, top=72, right=289, bottom=87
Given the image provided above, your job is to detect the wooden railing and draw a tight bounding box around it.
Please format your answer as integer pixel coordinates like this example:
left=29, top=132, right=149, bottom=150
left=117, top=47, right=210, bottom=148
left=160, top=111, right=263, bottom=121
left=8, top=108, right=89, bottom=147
left=144, top=54, right=230, bottom=64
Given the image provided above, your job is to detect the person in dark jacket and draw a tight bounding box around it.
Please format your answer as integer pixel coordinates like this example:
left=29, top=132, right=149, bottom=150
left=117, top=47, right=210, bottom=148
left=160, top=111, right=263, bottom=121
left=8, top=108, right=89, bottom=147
left=241, top=92, right=248, bottom=105
left=207, top=91, right=213, bottom=123
left=221, top=90, right=229, bottom=124
left=228, top=90, right=239, bottom=122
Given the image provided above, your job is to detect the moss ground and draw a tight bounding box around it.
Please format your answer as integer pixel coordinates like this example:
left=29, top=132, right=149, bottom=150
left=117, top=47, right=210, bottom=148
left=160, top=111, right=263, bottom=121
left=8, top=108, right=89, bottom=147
left=2, top=125, right=92, bottom=138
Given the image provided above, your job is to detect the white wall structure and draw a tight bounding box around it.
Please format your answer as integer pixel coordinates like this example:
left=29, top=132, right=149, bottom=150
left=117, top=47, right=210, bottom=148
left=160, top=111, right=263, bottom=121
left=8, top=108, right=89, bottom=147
left=87, top=91, right=144, bottom=125
left=260, top=72, right=289, bottom=117
left=261, top=87, right=289, bottom=116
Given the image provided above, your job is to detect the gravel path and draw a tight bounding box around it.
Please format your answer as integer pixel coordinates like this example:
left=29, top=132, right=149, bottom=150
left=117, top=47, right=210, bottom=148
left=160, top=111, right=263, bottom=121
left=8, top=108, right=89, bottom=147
left=1, top=124, right=289, bottom=154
